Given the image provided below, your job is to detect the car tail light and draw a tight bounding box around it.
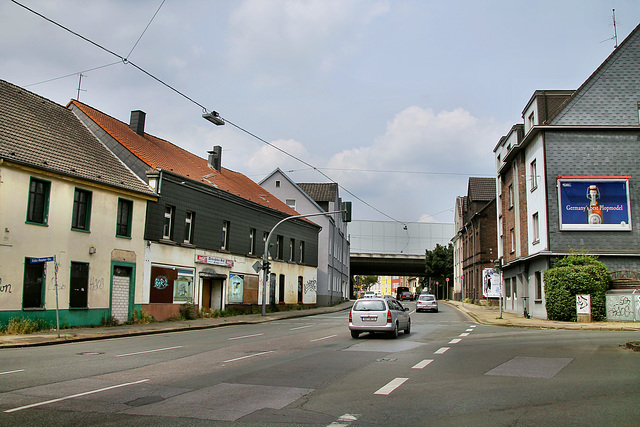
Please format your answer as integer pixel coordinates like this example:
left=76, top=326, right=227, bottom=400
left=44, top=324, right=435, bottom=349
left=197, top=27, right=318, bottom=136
left=387, top=310, right=392, bottom=323
left=349, top=311, right=352, bottom=323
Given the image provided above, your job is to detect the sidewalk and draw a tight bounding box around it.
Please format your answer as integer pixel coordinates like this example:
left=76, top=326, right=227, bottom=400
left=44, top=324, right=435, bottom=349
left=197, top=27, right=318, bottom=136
left=0, top=301, right=354, bottom=349
left=1, top=300, right=638, bottom=349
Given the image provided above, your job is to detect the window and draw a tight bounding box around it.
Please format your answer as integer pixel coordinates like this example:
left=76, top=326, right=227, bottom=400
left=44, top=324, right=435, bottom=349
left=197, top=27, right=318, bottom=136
left=505, top=277, right=511, bottom=298
left=508, top=184, right=514, bottom=208
left=276, top=235, right=284, bottom=259
left=163, top=205, right=174, bottom=240
left=116, top=198, right=133, bottom=237
left=221, top=220, right=230, bottom=250
left=299, top=241, right=305, bottom=263
left=26, top=178, right=50, bottom=225
left=23, top=258, right=45, bottom=308
left=289, top=238, right=295, bottom=262
left=530, top=159, right=538, bottom=190
left=249, top=228, right=256, bottom=255
left=69, top=262, right=89, bottom=308
left=534, top=271, right=542, bottom=301
left=184, top=211, right=194, bottom=244
left=510, top=228, right=515, bottom=253
left=286, top=199, right=296, bottom=210
left=528, top=111, right=535, bottom=130
left=71, top=188, right=92, bottom=231
left=532, top=212, right=539, bottom=243
left=275, top=180, right=281, bottom=188
left=298, top=276, right=303, bottom=303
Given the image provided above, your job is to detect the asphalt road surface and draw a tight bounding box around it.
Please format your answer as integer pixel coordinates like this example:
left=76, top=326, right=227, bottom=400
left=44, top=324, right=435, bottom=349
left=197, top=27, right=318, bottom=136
left=1, top=302, right=639, bottom=426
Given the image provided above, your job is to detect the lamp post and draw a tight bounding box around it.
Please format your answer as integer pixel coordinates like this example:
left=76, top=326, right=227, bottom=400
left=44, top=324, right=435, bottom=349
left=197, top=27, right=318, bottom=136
left=261, top=210, right=345, bottom=316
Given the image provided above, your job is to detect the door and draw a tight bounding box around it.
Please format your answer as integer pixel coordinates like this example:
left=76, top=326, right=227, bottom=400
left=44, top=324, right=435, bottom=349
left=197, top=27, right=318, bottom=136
left=112, top=266, right=133, bottom=323
left=202, top=278, right=212, bottom=310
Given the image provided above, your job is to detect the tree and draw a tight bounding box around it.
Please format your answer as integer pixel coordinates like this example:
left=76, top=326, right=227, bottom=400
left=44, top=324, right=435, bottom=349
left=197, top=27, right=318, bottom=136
left=544, top=254, right=611, bottom=321
left=424, top=243, right=453, bottom=297
left=353, top=275, right=378, bottom=293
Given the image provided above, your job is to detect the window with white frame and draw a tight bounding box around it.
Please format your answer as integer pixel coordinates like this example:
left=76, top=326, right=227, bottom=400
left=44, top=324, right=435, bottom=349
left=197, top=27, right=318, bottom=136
left=184, top=211, right=194, bottom=243
left=221, top=220, right=230, bottom=250
left=249, top=228, right=256, bottom=255
left=508, top=184, right=514, bottom=208
left=530, top=159, right=538, bottom=190
left=510, top=228, right=515, bottom=253
left=528, top=111, right=535, bottom=131
left=532, top=212, right=539, bottom=244
left=286, top=199, right=296, bottom=210
left=163, top=205, right=174, bottom=239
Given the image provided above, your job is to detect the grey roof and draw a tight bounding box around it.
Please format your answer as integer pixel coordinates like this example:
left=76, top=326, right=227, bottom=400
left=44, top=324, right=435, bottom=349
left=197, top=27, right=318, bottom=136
left=467, top=177, right=495, bottom=202
left=550, top=23, right=640, bottom=126
left=0, top=80, right=155, bottom=196
left=297, top=183, right=339, bottom=203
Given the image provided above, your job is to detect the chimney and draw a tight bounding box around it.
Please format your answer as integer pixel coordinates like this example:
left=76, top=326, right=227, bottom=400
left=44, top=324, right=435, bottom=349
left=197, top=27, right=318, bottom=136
left=208, top=146, right=222, bottom=172
left=129, top=110, right=146, bottom=136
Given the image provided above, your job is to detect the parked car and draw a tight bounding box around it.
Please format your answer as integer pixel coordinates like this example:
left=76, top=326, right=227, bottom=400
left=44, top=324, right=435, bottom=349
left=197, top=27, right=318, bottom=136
left=416, top=293, right=438, bottom=312
left=349, top=297, right=411, bottom=339
left=400, top=291, right=413, bottom=301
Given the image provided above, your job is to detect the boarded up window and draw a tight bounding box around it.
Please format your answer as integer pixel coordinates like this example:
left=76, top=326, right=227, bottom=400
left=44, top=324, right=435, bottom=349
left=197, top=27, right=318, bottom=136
left=243, top=275, right=259, bottom=304
left=150, top=266, right=177, bottom=303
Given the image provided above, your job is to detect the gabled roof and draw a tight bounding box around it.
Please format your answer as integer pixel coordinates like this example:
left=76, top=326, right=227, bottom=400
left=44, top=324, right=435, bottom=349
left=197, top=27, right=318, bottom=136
left=297, top=183, right=339, bottom=203
left=550, top=23, right=640, bottom=125
left=467, top=177, right=496, bottom=203
left=69, top=100, right=300, bottom=217
left=0, top=80, right=155, bottom=197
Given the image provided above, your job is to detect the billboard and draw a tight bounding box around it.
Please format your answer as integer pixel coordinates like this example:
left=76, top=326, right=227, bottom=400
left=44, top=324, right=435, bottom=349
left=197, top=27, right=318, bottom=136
left=482, top=268, right=501, bottom=298
left=557, top=176, right=632, bottom=231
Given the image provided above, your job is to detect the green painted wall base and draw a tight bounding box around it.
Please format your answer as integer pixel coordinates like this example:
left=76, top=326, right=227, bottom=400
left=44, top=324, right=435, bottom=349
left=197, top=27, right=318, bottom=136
left=0, top=308, right=110, bottom=329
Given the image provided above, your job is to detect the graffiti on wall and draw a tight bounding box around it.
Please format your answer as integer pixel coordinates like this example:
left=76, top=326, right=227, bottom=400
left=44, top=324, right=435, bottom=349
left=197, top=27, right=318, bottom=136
left=304, top=278, right=317, bottom=294
left=0, top=278, right=11, bottom=294
left=90, top=277, right=105, bottom=291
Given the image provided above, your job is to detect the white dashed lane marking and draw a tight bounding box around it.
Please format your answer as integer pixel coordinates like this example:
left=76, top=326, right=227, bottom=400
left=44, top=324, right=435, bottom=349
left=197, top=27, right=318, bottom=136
left=374, top=378, right=408, bottom=395
left=434, top=347, right=450, bottom=354
left=449, top=338, right=462, bottom=344
left=412, top=359, right=433, bottom=369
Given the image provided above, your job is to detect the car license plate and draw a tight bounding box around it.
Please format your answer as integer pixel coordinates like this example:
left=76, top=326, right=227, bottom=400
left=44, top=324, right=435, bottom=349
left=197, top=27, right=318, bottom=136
left=361, top=316, right=377, bottom=322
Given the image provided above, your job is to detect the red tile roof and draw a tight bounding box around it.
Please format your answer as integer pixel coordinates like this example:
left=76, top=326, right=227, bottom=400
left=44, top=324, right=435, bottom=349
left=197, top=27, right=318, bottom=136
left=69, top=100, right=301, bottom=217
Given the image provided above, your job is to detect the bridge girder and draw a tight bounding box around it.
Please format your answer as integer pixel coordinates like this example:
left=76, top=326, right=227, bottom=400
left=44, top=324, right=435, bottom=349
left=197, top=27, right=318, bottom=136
left=350, top=254, right=425, bottom=277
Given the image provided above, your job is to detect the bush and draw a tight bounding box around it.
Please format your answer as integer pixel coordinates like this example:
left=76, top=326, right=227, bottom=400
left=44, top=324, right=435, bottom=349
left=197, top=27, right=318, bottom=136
left=179, top=302, right=200, bottom=320
left=131, top=308, right=154, bottom=324
left=544, top=254, right=611, bottom=321
left=5, top=317, right=52, bottom=334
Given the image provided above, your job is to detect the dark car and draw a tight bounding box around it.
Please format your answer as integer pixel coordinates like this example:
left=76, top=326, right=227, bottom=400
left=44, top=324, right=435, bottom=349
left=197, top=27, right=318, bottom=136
left=400, top=291, right=413, bottom=301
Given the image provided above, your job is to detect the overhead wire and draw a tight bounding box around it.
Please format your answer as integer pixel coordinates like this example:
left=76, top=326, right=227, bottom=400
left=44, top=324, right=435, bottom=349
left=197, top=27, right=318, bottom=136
left=12, top=0, right=411, bottom=225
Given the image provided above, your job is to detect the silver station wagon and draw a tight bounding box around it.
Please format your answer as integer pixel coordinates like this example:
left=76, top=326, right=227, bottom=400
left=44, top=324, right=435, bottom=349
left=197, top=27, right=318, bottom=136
left=348, top=297, right=411, bottom=339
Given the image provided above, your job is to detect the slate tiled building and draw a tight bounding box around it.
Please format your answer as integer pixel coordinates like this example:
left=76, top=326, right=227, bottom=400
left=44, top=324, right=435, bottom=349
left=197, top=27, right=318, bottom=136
left=494, top=23, right=640, bottom=319
left=0, top=80, right=157, bottom=327
left=69, top=102, right=321, bottom=320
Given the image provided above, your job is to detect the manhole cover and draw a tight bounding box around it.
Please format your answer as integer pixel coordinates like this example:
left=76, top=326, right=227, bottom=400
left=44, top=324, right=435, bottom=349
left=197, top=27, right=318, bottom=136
left=76, top=352, right=105, bottom=355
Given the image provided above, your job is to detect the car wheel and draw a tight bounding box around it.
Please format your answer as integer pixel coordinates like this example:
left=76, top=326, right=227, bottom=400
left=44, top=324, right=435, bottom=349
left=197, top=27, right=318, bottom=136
left=404, top=319, right=411, bottom=334
left=350, top=330, right=360, bottom=339
left=389, top=322, right=399, bottom=339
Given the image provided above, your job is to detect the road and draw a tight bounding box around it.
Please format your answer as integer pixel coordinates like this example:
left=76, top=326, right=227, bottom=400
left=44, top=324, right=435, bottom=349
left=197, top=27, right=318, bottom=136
left=1, top=302, right=639, bottom=426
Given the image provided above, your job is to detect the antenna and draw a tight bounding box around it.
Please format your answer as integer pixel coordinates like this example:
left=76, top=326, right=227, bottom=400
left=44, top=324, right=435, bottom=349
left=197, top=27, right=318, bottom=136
left=612, top=9, right=618, bottom=49
left=76, top=73, right=87, bottom=101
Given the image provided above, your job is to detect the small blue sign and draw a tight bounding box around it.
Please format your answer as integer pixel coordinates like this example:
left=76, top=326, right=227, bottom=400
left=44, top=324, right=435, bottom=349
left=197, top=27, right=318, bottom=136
left=30, top=256, right=55, bottom=263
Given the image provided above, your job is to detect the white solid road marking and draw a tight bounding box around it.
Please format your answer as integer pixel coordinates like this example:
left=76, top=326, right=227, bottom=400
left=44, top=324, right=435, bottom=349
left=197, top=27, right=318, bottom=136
left=228, top=333, right=264, bottom=340
left=412, top=359, right=434, bottom=369
left=222, top=350, right=274, bottom=363
left=4, top=379, right=150, bottom=413
left=327, top=413, right=360, bottom=426
left=459, top=332, right=470, bottom=337
left=434, top=347, right=450, bottom=354
left=449, top=338, right=462, bottom=344
left=310, top=334, right=337, bottom=342
left=0, top=369, right=24, bottom=376
left=115, top=346, right=183, bottom=357
left=374, top=378, right=409, bottom=395
left=290, top=325, right=314, bottom=330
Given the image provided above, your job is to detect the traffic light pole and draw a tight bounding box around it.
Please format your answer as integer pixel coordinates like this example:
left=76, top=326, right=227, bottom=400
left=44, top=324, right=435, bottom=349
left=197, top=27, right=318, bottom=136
left=261, top=210, right=345, bottom=316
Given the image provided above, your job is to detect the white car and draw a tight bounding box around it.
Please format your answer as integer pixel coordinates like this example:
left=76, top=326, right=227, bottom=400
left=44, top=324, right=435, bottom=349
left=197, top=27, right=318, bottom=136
left=349, top=297, right=411, bottom=338
left=416, top=294, right=438, bottom=312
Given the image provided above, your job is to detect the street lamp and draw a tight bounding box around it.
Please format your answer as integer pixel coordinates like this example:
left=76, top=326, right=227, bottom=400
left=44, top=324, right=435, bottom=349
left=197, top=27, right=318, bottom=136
left=202, top=110, right=225, bottom=126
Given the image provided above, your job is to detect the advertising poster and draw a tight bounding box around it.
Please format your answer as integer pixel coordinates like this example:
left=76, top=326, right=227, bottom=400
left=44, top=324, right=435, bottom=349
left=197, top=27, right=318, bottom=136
left=557, top=176, right=632, bottom=231
left=482, top=268, right=501, bottom=298
left=173, top=270, right=194, bottom=302
left=229, top=274, right=244, bottom=303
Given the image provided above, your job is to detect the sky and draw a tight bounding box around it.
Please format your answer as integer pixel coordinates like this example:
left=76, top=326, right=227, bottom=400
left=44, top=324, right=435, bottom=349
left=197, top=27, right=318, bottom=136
left=2, top=0, right=639, bottom=225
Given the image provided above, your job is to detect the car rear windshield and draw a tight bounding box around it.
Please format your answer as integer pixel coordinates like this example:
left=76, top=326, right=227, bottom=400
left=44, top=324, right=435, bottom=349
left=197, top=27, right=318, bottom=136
left=353, top=300, right=386, bottom=311
left=419, top=295, right=435, bottom=301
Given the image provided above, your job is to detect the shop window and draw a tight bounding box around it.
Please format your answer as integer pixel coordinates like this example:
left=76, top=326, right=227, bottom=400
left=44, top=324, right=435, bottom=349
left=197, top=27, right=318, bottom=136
left=149, top=266, right=194, bottom=304
left=26, top=178, right=50, bottom=225
left=23, top=258, right=45, bottom=309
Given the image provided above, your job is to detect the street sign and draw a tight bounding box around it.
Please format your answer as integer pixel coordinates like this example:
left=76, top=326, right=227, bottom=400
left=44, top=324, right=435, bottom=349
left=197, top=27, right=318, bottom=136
left=30, top=256, right=55, bottom=263
left=252, top=260, right=263, bottom=273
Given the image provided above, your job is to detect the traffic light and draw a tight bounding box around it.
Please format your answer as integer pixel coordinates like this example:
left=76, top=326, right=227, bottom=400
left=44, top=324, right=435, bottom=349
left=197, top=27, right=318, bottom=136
left=494, top=258, right=502, bottom=272
left=263, top=260, right=271, bottom=275
left=341, top=201, right=352, bottom=222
